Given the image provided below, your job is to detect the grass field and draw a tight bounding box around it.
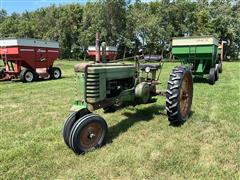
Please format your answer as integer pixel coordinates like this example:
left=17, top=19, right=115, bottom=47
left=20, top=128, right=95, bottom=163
left=0, top=61, right=239, bottom=179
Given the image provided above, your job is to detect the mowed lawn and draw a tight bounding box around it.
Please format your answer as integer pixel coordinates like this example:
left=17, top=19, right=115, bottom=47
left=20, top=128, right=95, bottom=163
left=0, top=60, right=239, bottom=179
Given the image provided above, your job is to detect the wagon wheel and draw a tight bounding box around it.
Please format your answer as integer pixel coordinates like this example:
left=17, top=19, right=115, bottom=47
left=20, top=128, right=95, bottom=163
left=62, top=108, right=90, bottom=148
left=69, top=114, right=108, bottom=154
left=166, top=66, right=193, bottom=124
left=20, top=68, right=36, bottom=83
left=208, top=68, right=215, bottom=85
left=49, top=67, right=62, bottom=79
left=218, top=62, right=223, bottom=73
left=0, top=68, right=6, bottom=79
left=215, top=64, right=219, bottom=81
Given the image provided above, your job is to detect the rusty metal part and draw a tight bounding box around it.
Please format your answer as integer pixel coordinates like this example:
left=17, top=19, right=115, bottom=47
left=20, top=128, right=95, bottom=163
left=74, top=63, right=91, bottom=72
left=96, top=32, right=100, bottom=63
left=79, top=122, right=103, bottom=149
left=180, top=73, right=193, bottom=117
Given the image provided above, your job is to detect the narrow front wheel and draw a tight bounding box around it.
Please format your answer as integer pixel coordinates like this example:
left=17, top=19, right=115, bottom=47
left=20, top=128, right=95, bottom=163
left=62, top=109, right=90, bottom=148
left=69, top=114, right=108, bottom=154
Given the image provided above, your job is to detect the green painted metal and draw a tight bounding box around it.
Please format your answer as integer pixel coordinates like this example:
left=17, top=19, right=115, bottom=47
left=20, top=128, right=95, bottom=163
left=85, top=64, right=135, bottom=103
left=70, top=100, right=87, bottom=112
left=172, top=36, right=220, bottom=76
left=72, top=60, right=161, bottom=113
left=70, top=72, right=87, bottom=111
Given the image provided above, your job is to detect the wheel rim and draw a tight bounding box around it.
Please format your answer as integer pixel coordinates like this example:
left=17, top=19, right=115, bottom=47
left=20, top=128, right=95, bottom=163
left=79, top=122, right=103, bottom=150
left=179, top=73, right=192, bottom=118
left=25, top=71, right=34, bottom=82
left=54, top=69, right=60, bottom=78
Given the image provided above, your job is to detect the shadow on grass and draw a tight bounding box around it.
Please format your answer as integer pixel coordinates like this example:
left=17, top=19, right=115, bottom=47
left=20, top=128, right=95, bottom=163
left=106, top=104, right=165, bottom=144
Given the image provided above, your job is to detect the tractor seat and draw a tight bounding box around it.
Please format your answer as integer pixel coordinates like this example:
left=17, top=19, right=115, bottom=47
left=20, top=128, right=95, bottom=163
left=139, top=64, right=160, bottom=71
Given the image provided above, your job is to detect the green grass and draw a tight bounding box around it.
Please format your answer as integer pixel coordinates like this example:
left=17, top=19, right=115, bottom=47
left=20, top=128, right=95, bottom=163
left=0, top=61, right=239, bottom=179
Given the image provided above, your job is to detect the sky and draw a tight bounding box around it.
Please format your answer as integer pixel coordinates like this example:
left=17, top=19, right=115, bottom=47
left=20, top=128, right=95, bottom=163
left=0, top=0, right=154, bottom=15
left=0, top=0, right=88, bottom=14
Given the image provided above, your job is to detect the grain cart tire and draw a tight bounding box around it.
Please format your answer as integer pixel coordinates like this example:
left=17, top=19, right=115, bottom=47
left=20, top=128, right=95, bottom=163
left=215, top=64, right=219, bottom=81
left=69, top=114, right=108, bottom=154
left=166, top=66, right=193, bottom=124
left=20, top=68, right=36, bottom=83
left=135, top=82, right=150, bottom=104
left=219, top=63, right=223, bottom=73
left=63, top=108, right=90, bottom=148
left=0, top=68, right=6, bottom=79
left=208, top=68, right=215, bottom=85
left=49, top=67, right=62, bottom=79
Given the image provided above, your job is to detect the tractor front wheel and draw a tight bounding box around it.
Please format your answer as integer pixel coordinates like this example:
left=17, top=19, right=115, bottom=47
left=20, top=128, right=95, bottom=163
left=166, top=66, right=193, bottom=124
left=69, top=114, right=108, bottom=154
left=62, top=108, right=90, bottom=148
left=208, top=68, right=215, bottom=85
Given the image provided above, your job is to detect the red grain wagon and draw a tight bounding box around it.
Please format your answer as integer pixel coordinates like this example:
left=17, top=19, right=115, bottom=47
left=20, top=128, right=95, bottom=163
left=87, top=46, right=118, bottom=61
left=0, top=38, right=61, bottom=82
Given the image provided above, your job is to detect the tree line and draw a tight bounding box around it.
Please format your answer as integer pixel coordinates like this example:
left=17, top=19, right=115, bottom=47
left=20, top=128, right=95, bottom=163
left=0, top=0, right=239, bottom=60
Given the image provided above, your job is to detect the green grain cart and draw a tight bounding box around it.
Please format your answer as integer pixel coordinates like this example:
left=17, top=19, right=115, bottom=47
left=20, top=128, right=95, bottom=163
left=172, top=36, right=223, bottom=85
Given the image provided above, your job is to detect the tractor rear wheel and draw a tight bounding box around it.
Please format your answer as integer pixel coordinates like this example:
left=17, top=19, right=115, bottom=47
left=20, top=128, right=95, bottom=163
left=208, top=68, right=215, bottom=85
left=49, top=67, right=62, bottom=79
left=166, top=66, right=193, bottom=124
left=20, top=68, right=36, bottom=83
left=69, top=114, right=108, bottom=154
left=62, top=108, right=90, bottom=148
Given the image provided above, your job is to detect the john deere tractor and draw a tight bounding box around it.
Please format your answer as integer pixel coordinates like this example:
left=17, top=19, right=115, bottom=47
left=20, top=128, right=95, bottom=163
left=62, top=53, right=193, bottom=154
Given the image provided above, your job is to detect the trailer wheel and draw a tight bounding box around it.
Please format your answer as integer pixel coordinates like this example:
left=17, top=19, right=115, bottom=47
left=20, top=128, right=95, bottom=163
left=0, top=68, right=6, bottom=79
left=166, top=66, right=193, bottom=124
left=208, top=68, right=215, bottom=85
left=219, top=63, right=223, bottom=73
left=20, top=68, right=35, bottom=83
left=69, top=114, right=108, bottom=154
left=215, top=64, right=219, bottom=81
left=62, top=108, right=90, bottom=148
left=49, top=67, right=61, bottom=79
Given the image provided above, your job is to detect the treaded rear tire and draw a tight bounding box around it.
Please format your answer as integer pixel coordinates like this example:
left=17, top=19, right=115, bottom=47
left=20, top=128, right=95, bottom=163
left=166, top=66, right=193, bottom=124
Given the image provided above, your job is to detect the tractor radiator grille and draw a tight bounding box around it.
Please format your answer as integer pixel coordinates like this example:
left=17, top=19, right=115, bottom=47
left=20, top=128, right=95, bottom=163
left=86, top=73, right=100, bottom=98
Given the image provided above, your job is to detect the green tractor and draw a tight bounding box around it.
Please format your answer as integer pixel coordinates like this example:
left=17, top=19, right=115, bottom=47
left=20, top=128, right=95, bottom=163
left=172, top=36, right=223, bottom=85
left=62, top=51, right=194, bottom=154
